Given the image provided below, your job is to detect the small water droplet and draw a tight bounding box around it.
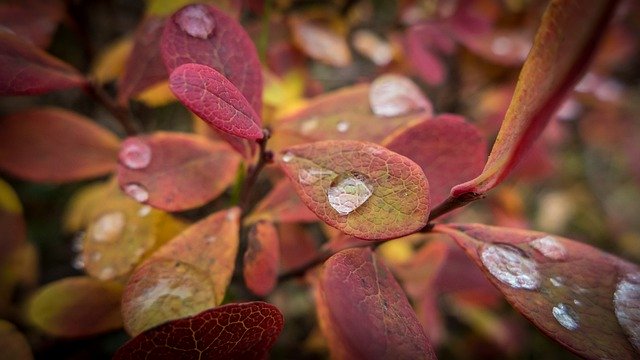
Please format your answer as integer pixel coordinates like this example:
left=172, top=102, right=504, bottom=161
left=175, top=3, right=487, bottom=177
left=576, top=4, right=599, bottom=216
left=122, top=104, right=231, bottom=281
left=298, top=167, right=335, bottom=185
left=336, top=119, right=350, bottom=133
left=530, top=235, right=567, bottom=260
left=119, top=138, right=152, bottom=170
left=175, top=4, right=215, bottom=39
left=282, top=152, right=294, bottom=163
left=300, top=118, right=318, bottom=135
left=138, top=205, right=152, bottom=217
left=480, top=244, right=540, bottom=290
left=91, top=211, right=126, bottom=243
left=204, top=235, right=216, bottom=244
left=614, top=272, right=640, bottom=352
left=552, top=303, right=580, bottom=330
left=226, top=209, right=238, bottom=221
left=327, top=172, right=374, bottom=215
left=89, top=252, right=102, bottom=262
left=549, top=276, right=564, bottom=287
left=72, top=231, right=85, bottom=252
left=491, top=36, right=512, bottom=56
left=98, top=266, right=116, bottom=280
left=133, top=248, right=145, bottom=258
left=124, top=183, right=149, bottom=203
left=573, top=299, right=582, bottom=306
left=72, top=254, right=85, bottom=270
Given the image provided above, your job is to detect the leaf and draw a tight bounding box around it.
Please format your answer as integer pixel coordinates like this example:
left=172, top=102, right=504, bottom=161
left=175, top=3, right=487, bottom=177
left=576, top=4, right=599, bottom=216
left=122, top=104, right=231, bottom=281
left=91, top=36, right=134, bottom=84
left=0, top=242, right=38, bottom=314
left=161, top=3, right=263, bottom=114
left=437, top=223, right=640, bottom=359
left=0, top=29, right=86, bottom=95
left=316, top=247, right=436, bottom=359
left=0, top=107, right=120, bottom=183
left=0, top=320, right=33, bottom=360
left=117, top=16, right=167, bottom=104
left=169, top=63, right=263, bottom=140
left=383, top=114, right=487, bottom=206
left=452, top=0, right=619, bottom=197
left=0, top=0, right=65, bottom=48
left=278, top=140, right=430, bottom=240
left=369, top=74, right=432, bottom=118
left=403, top=23, right=454, bottom=86
left=352, top=29, right=393, bottom=67
left=244, top=178, right=318, bottom=225
left=277, top=223, right=319, bottom=272
left=243, top=221, right=280, bottom=296
left=115, top=301, right=284, bottom=360
left=116, top=132, right=241, bottom=211
left=27, top=276, right=123, bottom=337
left=0, top=178, right=26, bottom=259
left=289, top=14, right=352, bottom=67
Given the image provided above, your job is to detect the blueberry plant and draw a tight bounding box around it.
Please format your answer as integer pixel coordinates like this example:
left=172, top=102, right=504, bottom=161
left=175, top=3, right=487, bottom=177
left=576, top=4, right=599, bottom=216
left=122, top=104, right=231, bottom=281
left=1, top=0, right=639, bottom=359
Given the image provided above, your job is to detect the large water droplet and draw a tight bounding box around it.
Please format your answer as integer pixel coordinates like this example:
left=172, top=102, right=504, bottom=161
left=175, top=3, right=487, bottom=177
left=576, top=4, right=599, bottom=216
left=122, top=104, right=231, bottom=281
left=175, top=5, right=215, bottom=39
left=614, top=272, right=640, bottom=352
left=336, top=119, right=350, bottom=133
left=480, top=244, right=540, bottom=290
left=552, top=303, right=580, bottom=330
left=119, top=138, right=152, bottom=170
left=327, top=172, right=374, bottom=215
left=369, top=74, right=430, bottom=117
left=91, top=211, right=126, bottom=243
left=530, top=235, right=567, bottom=260
left=124, top=183, right=149, bottom=203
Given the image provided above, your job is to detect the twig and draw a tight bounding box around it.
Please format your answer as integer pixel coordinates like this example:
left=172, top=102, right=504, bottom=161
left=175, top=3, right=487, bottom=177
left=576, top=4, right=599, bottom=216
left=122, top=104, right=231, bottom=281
left=426, top=192, right=485, bottom=223
left=239, top=129, right=273, bottom=214
left=84, top=79, right=139, bottom=135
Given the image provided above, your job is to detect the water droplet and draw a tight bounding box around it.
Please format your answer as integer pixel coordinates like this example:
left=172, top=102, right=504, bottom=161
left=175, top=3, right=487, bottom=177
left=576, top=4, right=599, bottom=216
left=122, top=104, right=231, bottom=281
left=72, top=254, right=85, bottom=270
left=175, top=5, right=215, bottom=39
left=98, top=266, right=116, bottom=280
left=91, top=211, right=126, bottom=243
left=549, top=276, right=564, bottom=287
left=327, top=172, right=374, bottom=215
left=491, top=36, right=513, bottom=56
left=124, top=183, right=149, bottom=203
left=300, top=118, right=318, bottom=135
left=89, top=252, right=102, bottom=262
left=552, top=303, right=580, bottom=330
left=480, top=244, right=540, bottom=290
left=138, top=205, right=152, bottom=217
left=530, top=235, right=567, bottom=260
left=119, top=138, right=152, bottom=170
left=282, top=152, right=294, bottom=163
left=369, top=74, right=429, bottom=117
left=573, top=299, right=582, bottom=306
left=336, top=119, right=350, bottom=133
left=204, top=235, right=216, bottom=244
left=614, top=272, right=640, bottom=352
left=133, top=248, right=145, bottom=258
left=298, top=167, right=335, bottom=185
left=226, top=209, right=238, bottom=221
left=72, top=231, right=85, bottom=252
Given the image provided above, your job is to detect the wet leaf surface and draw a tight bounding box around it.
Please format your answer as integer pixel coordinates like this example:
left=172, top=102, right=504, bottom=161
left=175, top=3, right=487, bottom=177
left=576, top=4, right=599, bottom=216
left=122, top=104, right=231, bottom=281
left=117, top=132, right=241, bottom=211
left=437, top=223, right=640, bottom=359
left=244, top=221, right=280, bottom=296
left=0, top=107, right=120, bottom=183
left=115, top=302, right=284, bottom=360
left=278, top=140, right=430, bottom=240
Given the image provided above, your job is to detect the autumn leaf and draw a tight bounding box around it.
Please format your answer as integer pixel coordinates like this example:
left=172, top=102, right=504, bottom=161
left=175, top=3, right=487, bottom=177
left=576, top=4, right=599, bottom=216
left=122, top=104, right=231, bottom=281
left=169, top=63, right=263, bottom=140
left=315, top=247, right=436, bottom=359
left=161, top=3, right=262, bottom=114
left=0, top=107, right=120, bottom=183
left=0, top=320, right=33, bottom=360
left=437, top=223, right=640, bottom=359
left=0, top=0, right=64, bottom=48
left=0, top=29, right=86, bottom=95
left=403, top=23, right=455, bottom=86
left=117, top=132, right=241, bottom=211
left=277, top=223, right=319, bottom=272
left=278, top=140, right=430, bottom=240
left=115, top=302, right=284, bottom=360
left=244, top=178, right=318, bottom=225
left=91, top=37, right=134, bottom=84
left=289, top=14, right=352, bottom=67
left=0, top=178, right=26, bottom=259
left=243, top=221, right=280, bottom=296
left=451, top=0, right=619, bottom=198
left=27, top=276, right=123, bottom=337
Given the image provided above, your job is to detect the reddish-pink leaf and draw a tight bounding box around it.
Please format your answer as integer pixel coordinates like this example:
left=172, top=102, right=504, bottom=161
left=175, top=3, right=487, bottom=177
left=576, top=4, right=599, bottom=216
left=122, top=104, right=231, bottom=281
left=117, top=132, right=241, bottom=211
left=114, top=302, right=284, bottom=360
left=278, top=140, right=430, bottom=240
left=404, top=23, right=454, bottom=86
left=161, top=3, right=263, bottom=114
left=169, top=63, right=263, bottom=140
left=117, top=17, right=167, bottom=103
left=384, top=114, right=487, bottom=206
left=245, top=178, right=318, bottom=225
left=0, top=0, right=64, bottom=48
left=452, top=0, right=619, bottom=197
left=277, top=223, right=319, bottom=272
left=316, top=247, right=436, bottom=359
left=437, top=223, right=640, bottom=359
left=0, top=29, right=86, bottom=95
left=243, top=221, right=280, bottom=296
left=0, top=107, right=120, bottom=183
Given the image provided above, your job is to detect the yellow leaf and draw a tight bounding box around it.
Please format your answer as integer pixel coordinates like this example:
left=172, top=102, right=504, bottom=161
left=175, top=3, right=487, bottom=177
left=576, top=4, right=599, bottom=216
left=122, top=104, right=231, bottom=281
left=91, top=37, right=133, bottom=84
left=135, top=81, right=176, bottom=107
left=0, top=178, right=21, bottom=214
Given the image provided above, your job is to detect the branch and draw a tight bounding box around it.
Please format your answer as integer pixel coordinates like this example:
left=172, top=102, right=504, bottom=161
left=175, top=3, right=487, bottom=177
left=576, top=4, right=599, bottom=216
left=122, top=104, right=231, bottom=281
left=239, top=129, right=273, bottom=214
left=84, top=79, right=139, bottom=136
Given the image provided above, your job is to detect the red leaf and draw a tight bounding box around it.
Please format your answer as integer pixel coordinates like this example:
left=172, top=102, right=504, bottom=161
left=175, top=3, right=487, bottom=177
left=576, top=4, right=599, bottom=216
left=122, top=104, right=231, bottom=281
left=161, top=3, right=263, bottom=114
left=243, top=221, right=280, bottom=296
left=384, top=114, right=487, bottom=206
left=452, top=0, right=619, bottom=197
left=404, top=23, right=454, bottom=86
left=114, top=302, right=284, bottom=360
left=117, top=17, right=167, bottom=103
left=0, top=29, right=86, bottom=95
left=277, top=223, right=319, bottom=272
left=117, top=132, right=241, bottom=211
left=0, top=0, right=65, bottom=48
left=316, top=247, right=436, bottom=359
left=169, top=63, right=263, bottom=140
left=437, top=223, right=640, bottom=359
left=0, top=107, right=120, bottom=182
left=245, top=178, right=318, bottom=224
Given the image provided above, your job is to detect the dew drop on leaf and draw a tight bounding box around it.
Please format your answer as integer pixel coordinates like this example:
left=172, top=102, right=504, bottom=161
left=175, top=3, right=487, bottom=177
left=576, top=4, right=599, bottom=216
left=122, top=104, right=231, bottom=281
left=204, top=235, right=216, bottom=244
left=174, top=5, right=215, bottom=39
left=89, top=251, right=102, bottom=262
left=137, top=205, right=151, bottom=217
left=327, top=172, right=374, bottom=216
left=282, top=152, right=294, bottom=163
left=336, top=119, right=350, bottom=133
left=91, top=211, right=126, bottom=243
left=72, top=231, right=84, bottom=252
left=369, top=74, right=430, bottom=117
left=119, top=138, right=152, bottom=170
left=491, top=36, right=513, bottom=56
left=98, top=266, right=116, bottom=280
left=549, top=276, right=564, bottom=287
left=480, top=244, right=540, bottom=290
left=613, top=272, right=640, bottom=352
left=530, top=235, right=567, bottom=260
left=552, top=303, right=580, bottom=331
left=123, top=183, right=149, bottom=203
left=72, top=254, right=85, bottom=270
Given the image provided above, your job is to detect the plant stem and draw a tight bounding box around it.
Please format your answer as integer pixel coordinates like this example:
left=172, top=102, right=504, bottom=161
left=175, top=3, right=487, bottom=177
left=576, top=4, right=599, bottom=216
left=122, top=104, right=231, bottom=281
left=425, top=192, right=485, bottom=223
left=84, top=79, right=139, bottom=136
left=239, top=129, right=273, bottom=214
